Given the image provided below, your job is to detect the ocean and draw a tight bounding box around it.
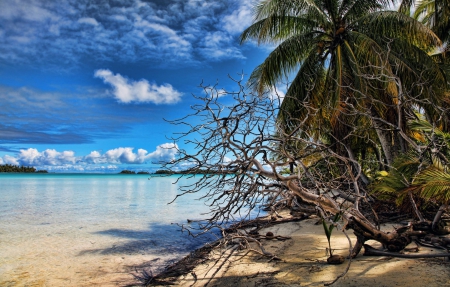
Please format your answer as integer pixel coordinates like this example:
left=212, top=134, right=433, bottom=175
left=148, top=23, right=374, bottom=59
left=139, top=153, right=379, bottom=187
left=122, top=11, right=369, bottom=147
left=0, top=173, right=220, bottom=286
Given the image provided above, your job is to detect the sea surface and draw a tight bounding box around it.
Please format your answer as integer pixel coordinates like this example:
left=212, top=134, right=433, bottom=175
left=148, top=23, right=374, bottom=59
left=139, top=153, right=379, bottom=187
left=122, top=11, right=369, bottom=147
left=0, top=173, right=220, bottom=286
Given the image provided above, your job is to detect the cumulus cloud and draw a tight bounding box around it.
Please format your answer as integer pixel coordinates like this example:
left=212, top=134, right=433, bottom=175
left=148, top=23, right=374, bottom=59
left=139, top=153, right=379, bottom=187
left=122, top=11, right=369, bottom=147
left=94, top=69, right=182, bottom=104
left=16, top=148, right=77, bottom=166
left=122, top=144, right=177, bottom=163
left=102, top=144, right=178, bottom=164
left=0, top=144, right=178, bottom=170
left=1, top=155, right=19, bottom=165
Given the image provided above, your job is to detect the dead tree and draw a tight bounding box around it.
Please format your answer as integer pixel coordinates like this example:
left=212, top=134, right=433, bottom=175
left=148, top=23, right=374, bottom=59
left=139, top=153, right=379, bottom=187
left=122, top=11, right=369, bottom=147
left=164, top=74, right=450, bottom=260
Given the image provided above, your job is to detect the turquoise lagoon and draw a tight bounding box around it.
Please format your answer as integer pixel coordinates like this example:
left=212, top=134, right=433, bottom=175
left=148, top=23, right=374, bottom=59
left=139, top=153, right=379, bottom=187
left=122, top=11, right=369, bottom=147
left=0, top=174, right=217, bottom=286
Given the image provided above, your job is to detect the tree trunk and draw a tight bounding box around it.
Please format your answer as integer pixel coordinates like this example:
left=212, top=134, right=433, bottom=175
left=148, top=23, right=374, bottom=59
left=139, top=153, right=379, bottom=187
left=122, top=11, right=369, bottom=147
left=285, top=180, right=426, bottom=256
left=432, top=203, right=449, bottom=233
left=370, top=108, right=395, bottom=167
left=345, top=144, right=369, bottom=186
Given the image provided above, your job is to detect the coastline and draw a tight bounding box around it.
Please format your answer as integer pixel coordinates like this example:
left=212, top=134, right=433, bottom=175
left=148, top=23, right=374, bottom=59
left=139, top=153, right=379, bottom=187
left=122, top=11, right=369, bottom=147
left=0, top=174, right=215, bottom=287
left=142, top=214, right=450, bottom=287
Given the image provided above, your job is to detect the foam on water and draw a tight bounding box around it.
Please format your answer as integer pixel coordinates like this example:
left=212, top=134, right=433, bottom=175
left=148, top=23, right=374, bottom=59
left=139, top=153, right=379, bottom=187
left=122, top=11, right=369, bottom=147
left=0, top=174, right=216, bottom=286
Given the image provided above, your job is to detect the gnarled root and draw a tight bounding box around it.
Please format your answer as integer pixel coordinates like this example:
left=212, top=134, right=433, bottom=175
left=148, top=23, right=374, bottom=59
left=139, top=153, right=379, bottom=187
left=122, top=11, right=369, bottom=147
left=348, top=218, right=431, bottom=256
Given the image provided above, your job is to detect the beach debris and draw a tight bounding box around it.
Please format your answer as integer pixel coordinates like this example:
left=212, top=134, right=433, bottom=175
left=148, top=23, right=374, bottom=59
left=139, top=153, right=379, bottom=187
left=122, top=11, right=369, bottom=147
left=327, top=254, right=345, bottom=265
left=363, top=244, right=450, bottom=259
left=265, top=231, right=274, bottom=239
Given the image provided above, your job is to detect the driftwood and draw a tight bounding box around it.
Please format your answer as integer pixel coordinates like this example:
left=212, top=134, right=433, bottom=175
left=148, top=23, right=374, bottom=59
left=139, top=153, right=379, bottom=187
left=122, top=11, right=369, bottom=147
left=363, top=244, right=450, bottom=259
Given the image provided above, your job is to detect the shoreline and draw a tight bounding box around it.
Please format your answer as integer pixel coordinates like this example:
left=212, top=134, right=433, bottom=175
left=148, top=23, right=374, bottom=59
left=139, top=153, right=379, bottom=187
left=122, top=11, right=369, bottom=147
left=139, top=214, right=450, bottom=286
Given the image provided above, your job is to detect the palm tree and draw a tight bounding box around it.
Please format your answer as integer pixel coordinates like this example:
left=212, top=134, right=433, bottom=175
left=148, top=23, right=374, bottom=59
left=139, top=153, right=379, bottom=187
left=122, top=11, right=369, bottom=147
left=400, top=0, right=450, bottom=43
left=395, top=0, right=450, bottom=130
left=240, top=0, right=447, bottom=167
left=372, top=119, right=450, bottom=231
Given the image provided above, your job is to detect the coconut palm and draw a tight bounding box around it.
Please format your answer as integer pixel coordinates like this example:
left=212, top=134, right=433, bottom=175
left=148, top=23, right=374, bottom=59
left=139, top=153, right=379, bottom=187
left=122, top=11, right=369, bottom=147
left=372, top=119, right=450, bottom=230
left=398, top=0, right=450, bottom=130
left=400, top=0, right=450, bottom=43
left=240, top=0, right=447, bottom=166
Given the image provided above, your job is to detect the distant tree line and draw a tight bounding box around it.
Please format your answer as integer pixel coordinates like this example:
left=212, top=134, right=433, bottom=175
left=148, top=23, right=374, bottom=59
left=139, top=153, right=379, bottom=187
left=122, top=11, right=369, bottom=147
left=119, top=169, right=232, bottom=175
left=154, top=169, right=233, bottom=175
left=0, top=164, right=47, bottom=173
left=119, top=170, right=150, bottom=174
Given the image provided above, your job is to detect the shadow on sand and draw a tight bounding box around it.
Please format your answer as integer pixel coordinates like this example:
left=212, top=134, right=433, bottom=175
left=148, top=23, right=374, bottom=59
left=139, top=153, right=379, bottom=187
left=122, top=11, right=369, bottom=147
left=77, top=222, right=219, bottom=257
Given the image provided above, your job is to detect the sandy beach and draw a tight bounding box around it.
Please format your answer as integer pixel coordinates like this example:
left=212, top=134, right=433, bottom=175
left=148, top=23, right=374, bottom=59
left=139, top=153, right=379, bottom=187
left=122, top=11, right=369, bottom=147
left=153, top=216, right=450, bottom=287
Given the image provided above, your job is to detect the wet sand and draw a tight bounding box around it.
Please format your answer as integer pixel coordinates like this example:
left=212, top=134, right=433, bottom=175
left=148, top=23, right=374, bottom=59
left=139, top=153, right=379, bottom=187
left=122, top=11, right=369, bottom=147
left=0, top=222, right=184, bottom=286
left=2, top=213, right=449, bottom=286
left=0, top=174, right=214, bottom=287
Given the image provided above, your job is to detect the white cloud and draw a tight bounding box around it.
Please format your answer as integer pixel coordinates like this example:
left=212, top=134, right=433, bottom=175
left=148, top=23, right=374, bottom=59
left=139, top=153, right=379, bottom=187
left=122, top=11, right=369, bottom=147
left=206, top=88, right=228, bottom=99
left=78, top=17, right=99, bottom=26
left=136, top=21, right=176, bottom=36
left=147, top=143, right=179, bottom=163
left=222, top=156, right=232, bottom=163
left=84, top=150, right=103, bottom=164
left=0, top=1, right=59, bottom=22
left=0, top=143, right=179, bottom=170
left=94, top=69, right=182, bottom=104
left=16, top=148, right=77, bottom=166
left=102, top=144, right=178, bottom=164
left=0, top=0, right=251, bottom=67
left=104, top=147, right=147, bottom=164
left=9, top=36, right=32, bottom=44
left=200, top=31, right=244, bottom=60
left=269, top=86, right=285, bottom=103
left=2, top=155, right=19, bottom=165
left=222, top=1, right=253, bottom=34
left=109, top=15, right=128, bottom=22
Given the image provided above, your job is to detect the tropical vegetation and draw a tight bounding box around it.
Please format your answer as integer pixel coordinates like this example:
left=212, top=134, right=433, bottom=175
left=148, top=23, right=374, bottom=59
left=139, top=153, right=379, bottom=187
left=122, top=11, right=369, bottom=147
left=237, top=0, right=450, bottom=251
left=241, top=0, right=449, bottom=168
left=160, top=1, right=450, bottom=281
left=0, top=164, right=42, bottom=173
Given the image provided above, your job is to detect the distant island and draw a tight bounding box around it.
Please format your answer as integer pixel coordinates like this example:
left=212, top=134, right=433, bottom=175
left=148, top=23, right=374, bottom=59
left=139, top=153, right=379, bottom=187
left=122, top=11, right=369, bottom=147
left=153, top=169, right=232, bottom=175
left=119, top=170, right=150, bottom=174
left=0, top=164, right=48, bottom=173
left=119, top=169, right=231, bottom=175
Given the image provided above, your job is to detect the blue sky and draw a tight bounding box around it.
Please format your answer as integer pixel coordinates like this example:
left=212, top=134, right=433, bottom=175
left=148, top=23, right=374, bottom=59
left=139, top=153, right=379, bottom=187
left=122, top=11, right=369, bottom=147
left=0, top=0, right=272, bottom=172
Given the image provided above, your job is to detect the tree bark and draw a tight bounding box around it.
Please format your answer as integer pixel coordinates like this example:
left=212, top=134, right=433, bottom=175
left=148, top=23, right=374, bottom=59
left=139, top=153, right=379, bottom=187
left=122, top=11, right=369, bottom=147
left=370, top=108, right=395, bottom=167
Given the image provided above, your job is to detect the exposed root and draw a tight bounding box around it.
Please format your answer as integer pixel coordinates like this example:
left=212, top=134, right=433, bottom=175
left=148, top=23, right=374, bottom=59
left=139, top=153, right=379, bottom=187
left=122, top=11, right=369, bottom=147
left=363, top=244, right=450, bottom=258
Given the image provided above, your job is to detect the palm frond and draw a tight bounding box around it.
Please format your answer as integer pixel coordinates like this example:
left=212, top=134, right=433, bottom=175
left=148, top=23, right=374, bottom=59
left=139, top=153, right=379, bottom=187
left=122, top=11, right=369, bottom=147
left=358, top=11, right=441, bottom=51
left=247, top=33, right=320, bottom=94
left=412, top=166, right=450, bottom=202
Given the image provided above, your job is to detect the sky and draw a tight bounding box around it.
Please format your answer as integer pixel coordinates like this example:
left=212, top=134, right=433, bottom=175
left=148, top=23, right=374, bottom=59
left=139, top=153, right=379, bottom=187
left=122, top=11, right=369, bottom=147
left=0, top=0, right=272, bottom=173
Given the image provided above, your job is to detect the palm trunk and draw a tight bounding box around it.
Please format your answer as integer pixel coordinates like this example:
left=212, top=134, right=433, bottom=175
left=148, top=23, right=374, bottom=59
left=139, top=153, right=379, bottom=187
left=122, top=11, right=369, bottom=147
left=370, top=107, right=395, bottom=167
left=372, top=121, right=395, bottom=167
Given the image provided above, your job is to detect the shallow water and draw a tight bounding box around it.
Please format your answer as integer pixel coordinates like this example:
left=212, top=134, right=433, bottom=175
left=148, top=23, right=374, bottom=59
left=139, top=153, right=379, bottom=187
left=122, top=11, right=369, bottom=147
left=0, top=174, right=216, bottom=286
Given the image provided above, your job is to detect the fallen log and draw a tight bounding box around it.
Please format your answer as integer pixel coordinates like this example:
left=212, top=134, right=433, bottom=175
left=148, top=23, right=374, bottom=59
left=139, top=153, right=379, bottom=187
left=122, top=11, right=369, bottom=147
left=363, top=244, right=450, bottom=258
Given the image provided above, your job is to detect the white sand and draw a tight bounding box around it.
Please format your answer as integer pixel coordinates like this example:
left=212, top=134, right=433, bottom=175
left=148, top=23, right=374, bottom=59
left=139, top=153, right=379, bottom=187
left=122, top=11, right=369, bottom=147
left=174, top=218, right=450, bottom=287
left=2, top=217, right=449, bottom=286
left=0, top=224, right=180, bottom=287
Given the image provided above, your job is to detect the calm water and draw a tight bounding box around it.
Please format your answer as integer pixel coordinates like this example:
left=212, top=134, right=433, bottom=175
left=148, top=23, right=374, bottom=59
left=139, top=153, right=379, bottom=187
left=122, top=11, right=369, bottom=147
left=0, top=174, right=217, bottom=286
